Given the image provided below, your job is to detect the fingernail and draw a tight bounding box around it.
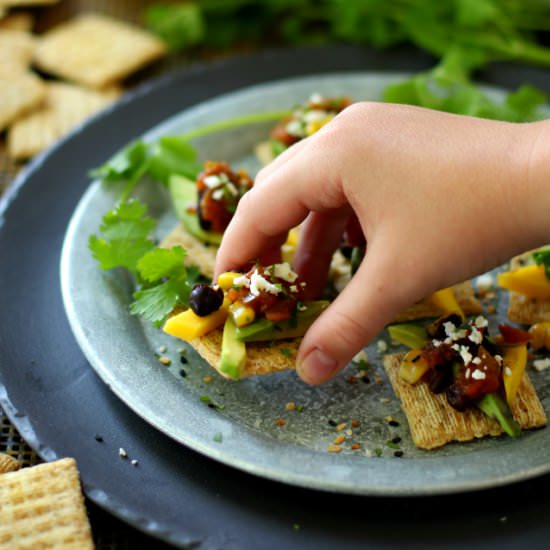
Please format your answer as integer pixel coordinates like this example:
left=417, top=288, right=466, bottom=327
left=297, top=348, right=338, bottom=384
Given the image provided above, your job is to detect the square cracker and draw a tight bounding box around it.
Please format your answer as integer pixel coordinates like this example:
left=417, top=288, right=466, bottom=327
left=0, top=457, right=94, bottom=549
left=0, top=29, right=36, bottom=76
left=7, top=81, right=120, bottom=159
left=0, top=71, right=45, bottom=132
left=33, top=12, right=166, bottom=89
left=384, top=353, right=547, bottom=449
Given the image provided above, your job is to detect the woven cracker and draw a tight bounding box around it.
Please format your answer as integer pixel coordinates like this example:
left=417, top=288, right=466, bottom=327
left=0, top=457, right=94, bottom=549
left=191, top=328, right=298, bottom=379
left=33, top=12, right=166, bottom=89
left=0, top=11, right=34, bottom=31
left=0, top=452, right=20, bottom=474
left=160, top=223, right=218, bottom=279
left=384, top=353, right=547, bottom=449
left=505, top=252, right=550, bottom=324
left=7, top=81, right=120, bottom=159
left=0, top=71, right=45, bottom=132
left=0, top=29, right=36, bottom=76
left=393, top=281, right=483, bottom=322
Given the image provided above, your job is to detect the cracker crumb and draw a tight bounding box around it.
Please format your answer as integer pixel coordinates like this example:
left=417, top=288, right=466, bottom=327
left=327, top=444, right=342, bottom=453
left=158, top=356, right=171, bottom=366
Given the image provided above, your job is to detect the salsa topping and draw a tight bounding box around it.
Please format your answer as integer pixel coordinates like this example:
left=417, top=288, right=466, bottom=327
left=270, top=94, right=352, bottom=148
left=411, top=315, right=514, bottom=411
left=196, top=161, right=253, bottom=233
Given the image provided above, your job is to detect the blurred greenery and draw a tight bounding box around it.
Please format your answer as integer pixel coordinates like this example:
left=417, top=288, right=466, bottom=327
left=145, top=0, right=550, bottom=120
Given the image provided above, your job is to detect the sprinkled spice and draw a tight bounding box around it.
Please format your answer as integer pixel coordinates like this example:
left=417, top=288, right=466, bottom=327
left=333, top=435, right=345, bottom=445
left=179, top=368, right=187, bottom=377
left=351, top=443, right=361, bottom=450
left=285, top=402, right=296, bottom=411
left=385, top=415, right=394, bottom=423
left=275, top=419, right=286, bottom=426
left=213, top=432, right=223, bottom=443
left=335, top=422, right=347, bottom=432
left=346, top=375, right=357, bottom=384
left=389, top=420, right=400, bottom=427
left=94, top=434, right=104, bottom=443
left=394, top=451, right=404, bottom=458
left=362, top=376, right=371, bottom=384
left=297, top=405, right=304, bottom=412
left=328, top=419, right=338, bottom=427
left=327, top=444, right=342, bottom=453
left=202, top=376, right=213, bottom=384
left=158, top=356, right=171, bottom=366
left=180, top=355, right=189, bottom=364
left=351, top=420, right=360, bottom=428
left=391, top=436, right=402, bottom=444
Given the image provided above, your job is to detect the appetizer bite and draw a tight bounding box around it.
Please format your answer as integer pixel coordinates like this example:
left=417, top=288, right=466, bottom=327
left=162, top=161, right=253, bottom=278
left=163, top=262, right=328, bottom=380
left=498, top=247, right=550, bottom=324
left=255, top=94, right=353, bottom=164
left=384, top=315, right=547, bottom=449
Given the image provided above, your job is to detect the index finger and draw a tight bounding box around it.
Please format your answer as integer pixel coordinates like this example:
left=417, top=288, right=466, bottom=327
left=214, top=135, right=347, bottom=277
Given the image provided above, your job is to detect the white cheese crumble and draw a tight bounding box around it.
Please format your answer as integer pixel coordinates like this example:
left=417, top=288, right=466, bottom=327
left=472, top=357, right=482, bottom=365
left=118, top=447, right=128, bottom=458
left=352, top=350, right=369, bottom=364
left=249, top=270, right=281, bottom=296
left=474, top=316, right=489, bottom=328
left=458, top=345, right=473, bottom=366
left=226, top=182, right=239, bottom=196
left=285, top=120, right=304, bottom=137
left=303, top=109, right=328, bottom=124
left=533, top=357, right=550, bottom=371
left=232, top=275, right=250, bottom=288
left=465, top=368, right=471, bottom=379
left=504, top=367, right=512, bottom=377
left=309, top=93, right=323, bottom=103
left=494, top=354, right=503, bottom=365
left=273, top=262, right=298, bottom=283
left=475, top=273, right=494, bottom=292
left=471, top=369, right=486, bottom=380
left=468, top=328, right=483, bottom=345
left=211, top=188, right=224, bottom=201
left=377, top=340, right=388, bottom=353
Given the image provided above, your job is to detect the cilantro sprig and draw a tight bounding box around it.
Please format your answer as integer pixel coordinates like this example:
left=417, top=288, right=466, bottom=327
left=89, top=200, right=199, bottom=325
left=533, top=248, right=550, bottom=279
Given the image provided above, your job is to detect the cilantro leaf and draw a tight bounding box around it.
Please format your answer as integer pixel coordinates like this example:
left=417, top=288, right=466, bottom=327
left=90, top=140, right=149, bottom=182
left=88, top=199, right=156, bottom=273
left=130, top=246, right=199, bottom=324
left=533, top=248, right=550, bottom=279
left=147, top=135, right=202, bottom=184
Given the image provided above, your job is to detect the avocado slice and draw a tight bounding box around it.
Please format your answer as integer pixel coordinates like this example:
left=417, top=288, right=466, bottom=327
left=169, top=174, right=222, bottom=246
left=476, top=392, right=521, bottom=437
left=218, top=316, right=247, bottom=380
left=236, top=301, right=329, bottom=342
left=387, top=323, right=428, bottom=350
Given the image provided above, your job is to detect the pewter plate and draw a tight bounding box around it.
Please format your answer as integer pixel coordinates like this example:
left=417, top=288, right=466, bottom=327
left=60, top=72, right=550, bottom=496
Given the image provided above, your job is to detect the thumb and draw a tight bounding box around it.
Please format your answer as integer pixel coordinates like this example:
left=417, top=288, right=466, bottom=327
left=296, top=243, right=419, bottom=384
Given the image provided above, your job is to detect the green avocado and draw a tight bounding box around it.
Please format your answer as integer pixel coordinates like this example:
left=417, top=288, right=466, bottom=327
left=168, top=174, right=222, bottom=246
left=387, top=323, right=428, bottom=350
left=476, top=393, right=521, bottom=437
left=235, top=301, right=329, bottom=342
left=218, top=317, right=247, bottom=380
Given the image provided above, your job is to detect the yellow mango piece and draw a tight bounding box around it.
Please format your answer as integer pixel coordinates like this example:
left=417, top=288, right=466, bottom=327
left=497, top=265, right=550, bottom=299
left=502, top=343, right=527, bottom=406
left=398, top=349, right=430, bottom=384
left=281, top=226, right=300, bottom=264
left=217, top=271, right=242, bottom=291
left=429, top=287, right=464, bottom=320
left=163, top=307, right=227, bottom=341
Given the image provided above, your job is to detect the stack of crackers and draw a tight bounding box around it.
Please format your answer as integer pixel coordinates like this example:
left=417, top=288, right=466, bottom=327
left=0, top=3, right=166, bottom=160
left=0, top=453, right=95, bottom=548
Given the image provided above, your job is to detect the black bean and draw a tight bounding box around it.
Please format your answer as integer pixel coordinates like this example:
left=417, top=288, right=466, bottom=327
left=189, top=284, right=224, bottom=317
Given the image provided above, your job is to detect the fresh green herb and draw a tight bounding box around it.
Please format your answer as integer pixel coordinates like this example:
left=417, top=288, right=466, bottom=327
left=374, top=447, right=383, bottom=457
left=297, top=404, right=304, bottom=412
left=200, top=395, right=211, bottom=403
left=213, top=432, right=223, bottom=443
left=533, top=248, right=550, bottom=279
left=146, top=3, right=204, bottom=51
left=88, top=199, right=156, bottom=274
left=130, top=246, right=199, bottom=325
left=356, top=359, right=369, bottom=371
left=280, top=348, right=293, bottom=358
left=89, top=199, right=200, bottom=324
left=385, top=439, right=401, bottom=450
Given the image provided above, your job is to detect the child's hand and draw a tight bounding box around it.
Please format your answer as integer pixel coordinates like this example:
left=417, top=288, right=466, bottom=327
left=215, top=102, right=550, bottom=384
